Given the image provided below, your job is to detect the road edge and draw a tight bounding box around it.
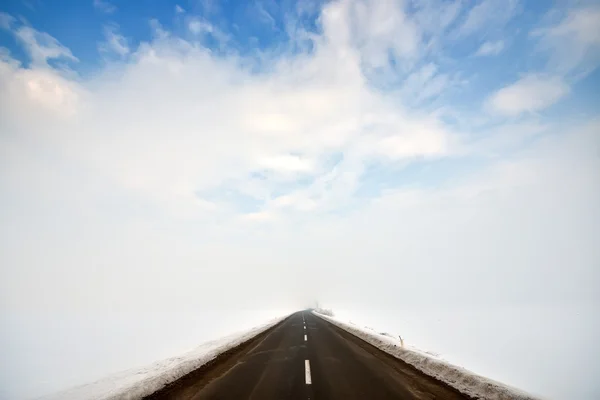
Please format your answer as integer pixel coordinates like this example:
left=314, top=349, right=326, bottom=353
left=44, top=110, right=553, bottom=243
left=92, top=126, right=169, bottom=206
left=312, top=311, right=540, bottom=400
left=41, top=315, right=292, bottom=400
left=142, top=314, right=292, bottom=399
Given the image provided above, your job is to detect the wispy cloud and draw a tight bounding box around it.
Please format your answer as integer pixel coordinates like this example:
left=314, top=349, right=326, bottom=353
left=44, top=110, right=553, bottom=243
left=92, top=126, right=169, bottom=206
left=0, top=11, right=14, bottom=30
left=93, top=0, right=117, bottom=14
left=453, top=0, right=518, bottom=38
left=187, top=17, right=230, bottom=47
left=0, top=20, right=78, bottom=67
left=533, top=6, right=600, bottom=79
left=99, top=24, right=130, bottom=57
left=475, top=40, right=505, bottom=56
left=188, top=18, right=213, bottom=35
left=254, top=1, right=277, bottom=30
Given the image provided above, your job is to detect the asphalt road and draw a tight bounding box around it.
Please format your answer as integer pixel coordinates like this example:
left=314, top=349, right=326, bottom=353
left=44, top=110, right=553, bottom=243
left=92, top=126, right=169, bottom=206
left=145, top=311, right=471, bottom=400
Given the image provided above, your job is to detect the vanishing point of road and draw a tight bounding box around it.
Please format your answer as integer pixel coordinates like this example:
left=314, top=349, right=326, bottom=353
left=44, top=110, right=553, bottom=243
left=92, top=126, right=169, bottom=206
left=145, top=311, right=471, bottom=400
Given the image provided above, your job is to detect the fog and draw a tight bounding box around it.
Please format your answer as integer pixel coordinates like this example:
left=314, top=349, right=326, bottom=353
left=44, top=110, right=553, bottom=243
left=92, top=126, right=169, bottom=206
left=1, top=1, right=600, bottom=399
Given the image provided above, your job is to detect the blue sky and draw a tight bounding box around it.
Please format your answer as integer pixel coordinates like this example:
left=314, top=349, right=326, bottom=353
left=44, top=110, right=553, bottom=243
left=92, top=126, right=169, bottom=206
left=0, top=1, right=599, bottom=399
left=1, top=1, right=597, bottom=109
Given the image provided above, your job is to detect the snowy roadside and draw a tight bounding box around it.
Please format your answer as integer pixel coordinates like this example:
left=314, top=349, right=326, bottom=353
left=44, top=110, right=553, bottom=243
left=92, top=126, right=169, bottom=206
left=312, top=311, right=540, bottom=400
left=39, top=315, right=288, bottom=400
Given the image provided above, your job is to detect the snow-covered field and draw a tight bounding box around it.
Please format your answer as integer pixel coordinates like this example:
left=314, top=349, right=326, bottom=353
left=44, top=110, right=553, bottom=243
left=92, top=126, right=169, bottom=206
left=313, top=311, right=539, bottom=400
left=39, top=315, right=287, bottom=400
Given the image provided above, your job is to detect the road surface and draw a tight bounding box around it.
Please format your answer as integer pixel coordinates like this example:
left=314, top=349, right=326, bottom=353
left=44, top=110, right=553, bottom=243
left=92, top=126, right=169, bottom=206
left=145, top=311, right=470, bottom=399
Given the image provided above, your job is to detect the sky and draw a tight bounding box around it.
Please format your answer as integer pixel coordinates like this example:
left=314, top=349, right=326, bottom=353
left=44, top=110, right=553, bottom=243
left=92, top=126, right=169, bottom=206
left=0, top=0, right=599, bottom=399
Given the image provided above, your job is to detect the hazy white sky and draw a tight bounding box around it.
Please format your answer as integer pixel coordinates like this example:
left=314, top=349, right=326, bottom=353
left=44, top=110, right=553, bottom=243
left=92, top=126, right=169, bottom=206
left=1, top=0, right=599, bottom=399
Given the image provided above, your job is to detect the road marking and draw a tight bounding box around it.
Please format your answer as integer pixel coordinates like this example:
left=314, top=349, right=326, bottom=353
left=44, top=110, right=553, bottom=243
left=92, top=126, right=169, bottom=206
left=304, top=334, right=307, bottom=341
left=304, top=325, right=306, bottom=330
left=305, top=360, right=312, bottom=384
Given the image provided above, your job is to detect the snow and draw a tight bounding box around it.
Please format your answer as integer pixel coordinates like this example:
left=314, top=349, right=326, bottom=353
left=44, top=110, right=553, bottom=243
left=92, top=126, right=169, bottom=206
left=39, top=315, right=287, bottom=400
left=313, top=311, right=540, bottom=400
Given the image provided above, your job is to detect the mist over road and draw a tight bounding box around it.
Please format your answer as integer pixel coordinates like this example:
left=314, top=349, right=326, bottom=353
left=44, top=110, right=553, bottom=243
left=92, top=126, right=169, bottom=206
left=146, top=311, right=469, bottom=400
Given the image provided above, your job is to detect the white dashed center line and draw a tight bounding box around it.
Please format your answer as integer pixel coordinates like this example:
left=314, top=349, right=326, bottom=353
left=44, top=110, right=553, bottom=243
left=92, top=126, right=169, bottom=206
left=304, top=334, right=307, bottom=341
left=305, top=360, right=312, bottom=384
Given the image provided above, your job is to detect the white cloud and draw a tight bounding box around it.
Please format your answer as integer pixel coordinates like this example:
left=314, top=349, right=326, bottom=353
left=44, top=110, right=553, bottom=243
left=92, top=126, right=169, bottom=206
left=99, top=24, right=130, bottom=57
left=271, top=193, right=317, bottom=211
left=240, top=210, right=277, bottom=222
left=258, top=154, right=315, bottom=174
left=487, top=75, right=569, bottom=116
left=0, top=8, right=454, bottom=222
left=475, top=40, right=504, bottom=56
left=187, top=18, right=229, bottom=45
left=320, top=0, right=421, bottom=73
left=93, top=0, right=117, bottom=14
left=188, top=19, right=213, bottom=35
left=175, top=4, right=185, bottom=14
left=1, top=3, right=599, bottom=400
left=0, top=22, right=81, bottom=117
left=376, top=126, right=448, bottom=158
left=547, top=7, right=600, bottom=48
left=534, top=6, right=600, bottom=79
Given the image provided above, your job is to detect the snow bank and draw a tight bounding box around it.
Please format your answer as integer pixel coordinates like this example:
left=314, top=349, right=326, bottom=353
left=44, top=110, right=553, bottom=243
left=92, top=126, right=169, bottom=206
left=313, top=311, right=539, bottom=400
left=40, top=315, right=287, bottom=400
